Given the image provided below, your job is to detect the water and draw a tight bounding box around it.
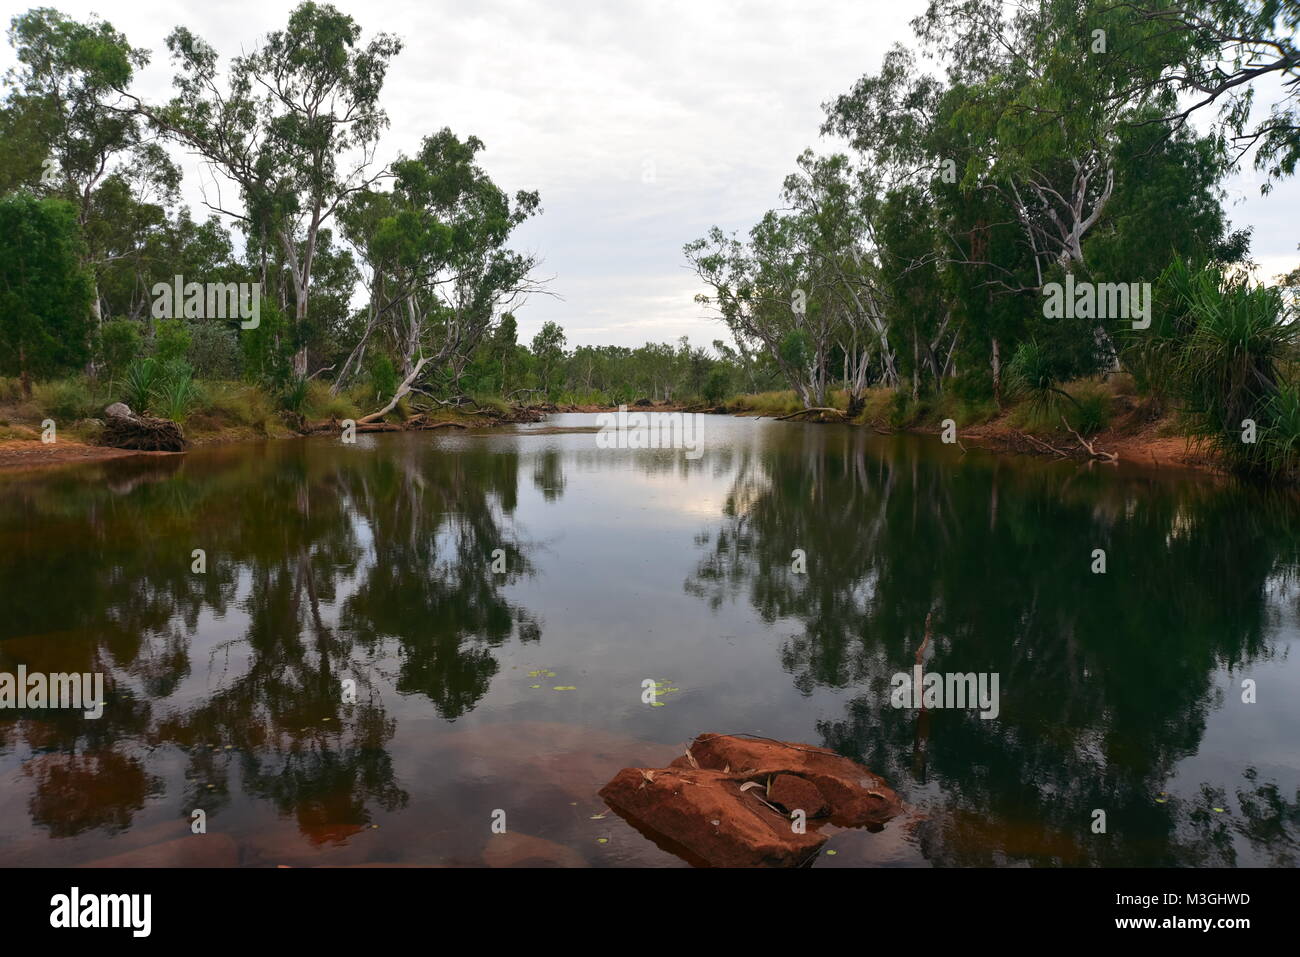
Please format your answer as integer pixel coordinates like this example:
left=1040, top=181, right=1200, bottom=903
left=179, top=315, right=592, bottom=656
left=1, top=413, right=1297, bottom=867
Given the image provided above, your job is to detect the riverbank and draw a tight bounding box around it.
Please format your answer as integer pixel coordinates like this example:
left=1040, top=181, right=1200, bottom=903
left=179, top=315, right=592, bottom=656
left=0, top=383, right=1218, bottom=477
left=711, top=383, right=1222, bottom=476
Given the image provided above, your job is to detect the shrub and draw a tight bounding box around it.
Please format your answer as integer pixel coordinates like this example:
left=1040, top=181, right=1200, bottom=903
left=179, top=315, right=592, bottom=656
left=152, top=319, right=192, bottom=364
left=154, top=362, right=201, bottom=423
left=121, top=357, right=162, bottom=414
left=303, top=380, right=359, bottom=421
left=1162, top=259, right=1299, bottom=476
left=98, top=319, right=144, bottom=378
left=35, top=378, right=98, bottom=421
left=367, top=355, right=399, bottom=404
left=187, top=321, right=241, bottom=379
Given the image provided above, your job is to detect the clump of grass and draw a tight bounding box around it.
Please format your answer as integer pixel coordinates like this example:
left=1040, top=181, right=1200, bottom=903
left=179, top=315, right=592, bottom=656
left=724, top=390, right=804, bottom=416
left=34, top=377, right=101, bottom=421
left=200, top=382, right=277, bottom=433
left=0, top=424, right=40, bottom=441
left=154, top=363, right=201, bottom=423
left=303, top=380, right=360, bottom=421
left=278, top=376, right=311, bottom=421
left=0, top=377, right=25, bottom=403
left=121, top=358, right=162, bottom=414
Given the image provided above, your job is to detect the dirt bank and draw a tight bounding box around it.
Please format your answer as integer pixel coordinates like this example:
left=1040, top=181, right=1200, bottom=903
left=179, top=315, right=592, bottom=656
left=0, top=439, right=180, bottom=473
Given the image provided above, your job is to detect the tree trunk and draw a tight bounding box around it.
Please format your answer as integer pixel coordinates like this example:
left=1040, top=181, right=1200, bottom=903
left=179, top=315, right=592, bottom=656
left=991, top=337, right=1002, bottom=407
left=19, top=345, right=31, bottom=399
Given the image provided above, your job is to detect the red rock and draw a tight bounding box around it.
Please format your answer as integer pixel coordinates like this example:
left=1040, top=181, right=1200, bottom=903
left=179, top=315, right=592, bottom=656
left=668, top=733, right=902, bottom=828
left=768, top=773, right=828, bottom=818
left=599, top=766, right=825, bottom=867
left=599, top=734, right=904, bottom=867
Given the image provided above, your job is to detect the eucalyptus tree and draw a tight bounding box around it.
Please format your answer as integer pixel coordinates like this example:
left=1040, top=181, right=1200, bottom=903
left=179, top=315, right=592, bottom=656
left=908, top=0, right=1164, bottom=278
left=1111, top=1, right=1300, bottom=190
left=338, top=128, right=541, bottom=417
left=530, top=321, right=567, bottom=395
left=3, top=8, right=167, bottom=326
left=688, top=143, right=909, bottom=411
left=0, top=194, right=94, bottom=396
left=128, top=2, right=402, bottom=376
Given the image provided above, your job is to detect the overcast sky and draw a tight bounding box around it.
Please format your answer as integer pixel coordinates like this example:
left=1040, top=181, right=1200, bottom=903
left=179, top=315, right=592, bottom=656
left=4, top=0, right=1296, bottom=349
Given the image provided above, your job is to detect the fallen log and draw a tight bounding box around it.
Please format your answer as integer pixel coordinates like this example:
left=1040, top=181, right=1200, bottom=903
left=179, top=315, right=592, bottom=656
left=1061, top=416, right=1119, bottom=464
left=775, top=407, right=847, bottom=422
left=100, top=403, right=186, bottom=452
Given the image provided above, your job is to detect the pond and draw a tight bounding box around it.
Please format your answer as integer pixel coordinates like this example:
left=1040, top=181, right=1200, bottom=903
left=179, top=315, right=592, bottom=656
left=1, top=413, right=1297, bottom=867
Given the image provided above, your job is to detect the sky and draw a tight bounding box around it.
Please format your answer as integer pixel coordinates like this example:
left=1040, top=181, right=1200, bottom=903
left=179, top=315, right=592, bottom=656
left=3, top=0, right=1296, bottom=350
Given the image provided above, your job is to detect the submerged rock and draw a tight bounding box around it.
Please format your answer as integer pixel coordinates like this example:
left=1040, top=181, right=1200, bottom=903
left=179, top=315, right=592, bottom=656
left=599, top=733, right=903, bottom=867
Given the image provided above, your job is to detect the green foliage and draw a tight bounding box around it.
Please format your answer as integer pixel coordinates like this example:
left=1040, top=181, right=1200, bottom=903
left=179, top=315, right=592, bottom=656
left=98, top=319, right=143, bottom=378
left=121, top=357, right=161, bottom=413
left=949, top=368, right=995, bottom=404
left=1160, top=259, right=1300, bottom=476
left=1006, top=340, right=1078, bottom=414
left=152, top=319, right=192, bottom=364
left=366, top=355, right=399, bottom=403
left=278, top=375, right=311, bottom=417
left=154, top=361, right=201, bottom=423
left=35, top=378, right=100, bottom=421
left=239, top=298, right=291, bottom=386
left=0, top=194, right=94, bottom=392
left=186, top=321, right=241, bottom=378
left=1063, top=384, right=1112, bottom=436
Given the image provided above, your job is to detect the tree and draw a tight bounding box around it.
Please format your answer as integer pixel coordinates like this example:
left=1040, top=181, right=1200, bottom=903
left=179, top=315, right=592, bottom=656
left=339, top=129, right=540, bottom=417
left=0, top=194, right=94, bottom=396
left=129, top=2, right=402, bottom=376
left=531, top=321, right=567, bottom=395
left=3, top=8, right=159, bottom=326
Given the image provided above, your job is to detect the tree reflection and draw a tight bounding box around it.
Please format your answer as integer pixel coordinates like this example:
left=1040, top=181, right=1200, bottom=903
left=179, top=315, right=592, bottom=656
left=0, top=435, right=543, bottom=847
left=686, top=425, right=1300, bottom=865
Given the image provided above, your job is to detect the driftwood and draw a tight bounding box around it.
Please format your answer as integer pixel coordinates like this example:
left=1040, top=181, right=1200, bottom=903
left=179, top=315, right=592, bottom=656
left=1013, top=429, right=1069, bottom=457
left=101, top=403, right=186, bottom=452
left=775, top=407, right=847, bottom=422
left=1061, top=416, right=1119, bottom=464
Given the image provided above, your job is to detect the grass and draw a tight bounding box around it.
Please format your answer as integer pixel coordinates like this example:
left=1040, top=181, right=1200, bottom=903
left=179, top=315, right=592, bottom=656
left=723, top=390, right=806, bottom=416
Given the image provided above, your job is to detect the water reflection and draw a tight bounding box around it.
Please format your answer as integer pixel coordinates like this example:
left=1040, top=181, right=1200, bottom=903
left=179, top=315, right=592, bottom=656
left=1, top=420, right=1297, bottom=867
left=684, top=425, right=1300, bottom=865
left=0, top=438, right=540, bottom=853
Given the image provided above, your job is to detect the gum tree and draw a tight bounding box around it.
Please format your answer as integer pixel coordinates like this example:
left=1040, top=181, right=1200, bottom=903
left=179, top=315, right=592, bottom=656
left=128, top=2, right=402, bottom=377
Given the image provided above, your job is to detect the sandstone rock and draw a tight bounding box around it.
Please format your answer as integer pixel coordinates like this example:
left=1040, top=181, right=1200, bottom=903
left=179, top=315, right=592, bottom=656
left=599, top=733, right=903, bottom=867
left=670, top=733, right=903, bottom=828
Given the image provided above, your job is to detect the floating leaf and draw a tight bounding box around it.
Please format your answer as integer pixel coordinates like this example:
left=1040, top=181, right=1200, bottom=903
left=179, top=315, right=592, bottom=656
left=529, top=684, right=541, bottom=689
left=596, top=838, right=609, bottom=844
left=1213, top=807, right=1226, bottom=813
left=590, top=812, right=607, bottom=819
left=553, top=686, right=576, bottom=691
left=826, top=850, right=837, bottom=856
left=1155, top=798, right=1167, bottom=804
left=650, top=701, right=666, bottom=707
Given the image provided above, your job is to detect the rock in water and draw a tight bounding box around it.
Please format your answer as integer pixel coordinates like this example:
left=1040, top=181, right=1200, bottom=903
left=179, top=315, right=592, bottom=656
left=101, top=403, right=186, bottom=452
left=598, top=733, right=903, bottom=867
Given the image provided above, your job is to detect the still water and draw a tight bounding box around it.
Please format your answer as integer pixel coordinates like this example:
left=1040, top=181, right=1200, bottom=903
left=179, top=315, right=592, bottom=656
left=1, top=413, right=1297, bottom=867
